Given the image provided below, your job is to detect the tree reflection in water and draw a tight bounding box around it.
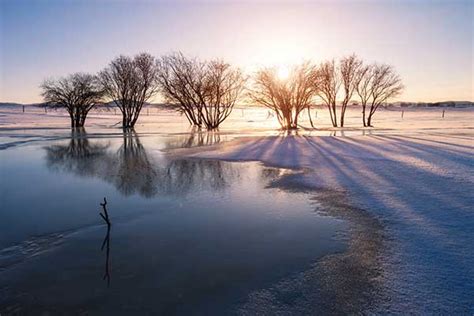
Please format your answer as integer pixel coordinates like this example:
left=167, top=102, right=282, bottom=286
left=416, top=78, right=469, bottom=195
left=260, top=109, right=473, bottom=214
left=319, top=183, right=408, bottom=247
left=101, top=222, right=111, bottom=286
left=44, top=128, right=236, bottom=198
left=99, top=198, right=111, bottom=287
left=159, top=159, right=229, bottom=194
left=165, top=127, right=222, bottom=149
left=45, top=128, right=110, bottom=177
left=113, top=129, right=158, bottom=197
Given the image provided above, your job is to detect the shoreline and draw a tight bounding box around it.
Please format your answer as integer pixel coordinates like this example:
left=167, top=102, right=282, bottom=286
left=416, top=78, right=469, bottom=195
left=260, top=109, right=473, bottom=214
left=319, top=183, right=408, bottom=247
left=236, top=170, right=387, bottom=314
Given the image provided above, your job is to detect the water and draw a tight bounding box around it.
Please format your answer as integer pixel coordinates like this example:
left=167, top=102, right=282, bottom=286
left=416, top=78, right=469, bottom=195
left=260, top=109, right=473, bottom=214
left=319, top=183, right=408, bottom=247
left=0, top=129, right=346, bottom=314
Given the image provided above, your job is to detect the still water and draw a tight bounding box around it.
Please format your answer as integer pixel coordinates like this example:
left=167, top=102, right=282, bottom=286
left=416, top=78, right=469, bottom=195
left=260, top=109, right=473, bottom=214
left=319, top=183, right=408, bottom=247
left=0, top=129, right=346, bottom=314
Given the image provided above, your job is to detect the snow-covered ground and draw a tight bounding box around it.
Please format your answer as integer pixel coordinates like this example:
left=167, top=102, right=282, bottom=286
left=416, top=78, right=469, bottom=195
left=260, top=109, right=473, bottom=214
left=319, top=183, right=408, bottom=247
left=1, top=104, right=473, bottom=133
left=1, top=105, right=473, bottom=313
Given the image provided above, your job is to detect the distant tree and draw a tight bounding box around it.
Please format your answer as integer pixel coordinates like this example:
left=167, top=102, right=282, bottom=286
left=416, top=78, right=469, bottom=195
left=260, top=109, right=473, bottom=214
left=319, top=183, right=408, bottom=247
left=356, top=63, right=403, bottom=126
left=156, top=52, right=245, bottom=130
left=339, top=54, right=363, bottom=127
left=40, top=73, right=103, bottom=128
left=316, top=60, right=340, bottom=127
left=98, top=53, right=159, bottom=128
left=250, top=62, right=318, bottom=130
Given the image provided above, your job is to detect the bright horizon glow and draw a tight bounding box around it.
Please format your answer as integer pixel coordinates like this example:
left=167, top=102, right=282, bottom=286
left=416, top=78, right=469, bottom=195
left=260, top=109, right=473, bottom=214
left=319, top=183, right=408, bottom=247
left=0, top=0, right=472, bottom=104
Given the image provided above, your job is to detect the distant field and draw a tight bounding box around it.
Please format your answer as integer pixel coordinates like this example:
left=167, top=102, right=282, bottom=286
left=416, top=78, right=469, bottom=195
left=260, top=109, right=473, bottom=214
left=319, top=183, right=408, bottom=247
left=1, top=104, right=473, bottom=136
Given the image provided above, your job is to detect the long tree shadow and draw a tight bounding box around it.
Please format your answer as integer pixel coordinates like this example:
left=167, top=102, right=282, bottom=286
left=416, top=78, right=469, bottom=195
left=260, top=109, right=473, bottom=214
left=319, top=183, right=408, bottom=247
left=232, top=134, right=473, bottom=313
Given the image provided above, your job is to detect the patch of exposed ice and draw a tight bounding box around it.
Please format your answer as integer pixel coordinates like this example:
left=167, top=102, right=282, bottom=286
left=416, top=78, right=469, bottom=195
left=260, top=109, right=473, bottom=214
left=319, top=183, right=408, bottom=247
left=0, top=233, right=65, bottom=272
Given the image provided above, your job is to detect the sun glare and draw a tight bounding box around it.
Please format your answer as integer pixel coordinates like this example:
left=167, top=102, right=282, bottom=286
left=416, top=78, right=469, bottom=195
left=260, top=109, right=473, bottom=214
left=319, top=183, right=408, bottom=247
left=277, top=66, right=290, bottom=80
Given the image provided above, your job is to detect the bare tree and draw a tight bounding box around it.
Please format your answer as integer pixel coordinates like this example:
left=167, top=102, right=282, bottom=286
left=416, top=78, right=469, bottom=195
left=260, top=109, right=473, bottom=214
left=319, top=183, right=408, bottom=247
left=250, top=62, right=318, bottom=130
left=156, top=53, right=205, bottom=126
left=202, top=60, right=246, bottom=129
left=364, top=64, right=403, bottom=126
left=40, top=73, right=103, bottom=128
left=98, top=53, right=159, bottom=128
left=339, top=54, right=363, bottom=127
left=355, top=64, right=374, bottom=127
left=316, top=60, right=340, bottom=127
left=156, top=53, right=245, bottom=130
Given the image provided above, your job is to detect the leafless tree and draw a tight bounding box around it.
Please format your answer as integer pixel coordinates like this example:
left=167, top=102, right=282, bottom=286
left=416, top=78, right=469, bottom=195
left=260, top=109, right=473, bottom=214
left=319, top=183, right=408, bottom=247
left=98, top=53, right=159, bottom=128
left=40, top=73, right=103, bottom=128
left=339, top=54, right=363, bottom=127
left=202, top=60, right=246, bottom=129
left=356, top=63, right=403, bottom=126
left=316, top=60, right=340, bottom=127
left=156, top=52, right=245, bottom=130
left=250, top=62, right=319, bottom=130
left=355, top=65, right=374, bottom=127
left=156, top=53, right=205, bottom=126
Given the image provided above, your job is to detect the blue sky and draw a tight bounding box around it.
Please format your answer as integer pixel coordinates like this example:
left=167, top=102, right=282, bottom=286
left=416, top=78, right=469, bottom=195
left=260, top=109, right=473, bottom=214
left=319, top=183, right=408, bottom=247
left=1, top=0, right=472, bottom=103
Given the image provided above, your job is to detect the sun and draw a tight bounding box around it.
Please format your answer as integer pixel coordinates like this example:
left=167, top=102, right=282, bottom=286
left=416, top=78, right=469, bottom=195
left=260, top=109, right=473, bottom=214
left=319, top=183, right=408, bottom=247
left=277, top=65, right=290, bottom=80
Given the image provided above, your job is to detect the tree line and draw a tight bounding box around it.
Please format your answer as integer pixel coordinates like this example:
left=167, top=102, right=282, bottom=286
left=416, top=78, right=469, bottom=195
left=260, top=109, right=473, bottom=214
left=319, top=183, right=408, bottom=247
left=40, top=52, right=403, bottom=130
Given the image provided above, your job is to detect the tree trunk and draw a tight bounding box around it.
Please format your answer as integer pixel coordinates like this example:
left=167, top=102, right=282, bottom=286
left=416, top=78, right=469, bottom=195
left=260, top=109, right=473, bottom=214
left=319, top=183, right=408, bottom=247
left=80, top=112, right=87, bottom=127
left=69, top=110, right=79, bottom=128
left=76, top=113, right=85, bottom=127
left=122, top=112, right=134, bottom=128
left=308, top=107, right=315, bottom=128
left=326, top=104, right=335, bottom=127
left=362, top=105, right=367, bottom=127
left=340, top=104, right=347, bottom=127
left=206, top=124, right=218, bottom=131
left=130, top=115, right=138, bottom=128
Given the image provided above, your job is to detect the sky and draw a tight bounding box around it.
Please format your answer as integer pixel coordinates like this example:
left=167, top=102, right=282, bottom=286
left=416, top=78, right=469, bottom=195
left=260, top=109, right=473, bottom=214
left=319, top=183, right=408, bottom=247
left=0, top=0, right=472, bottom=103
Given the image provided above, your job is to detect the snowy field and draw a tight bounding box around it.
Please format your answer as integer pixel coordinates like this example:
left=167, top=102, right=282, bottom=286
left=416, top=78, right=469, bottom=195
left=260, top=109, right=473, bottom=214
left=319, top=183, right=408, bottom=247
left=1, top=105, right=473, bottom=150
left=1, top=105, right=473, bottom=313
left=1, top=104, right=473, bottom=134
